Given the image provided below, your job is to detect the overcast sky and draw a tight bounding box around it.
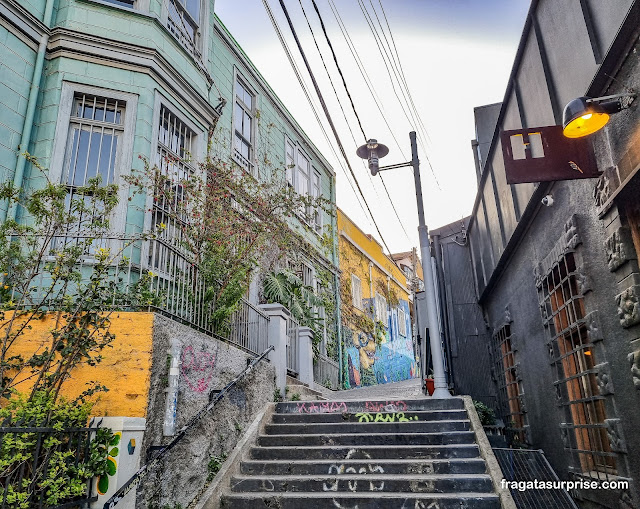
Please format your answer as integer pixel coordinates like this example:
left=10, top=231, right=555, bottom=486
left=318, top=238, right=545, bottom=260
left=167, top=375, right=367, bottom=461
left=215, top=0, right=531, bottom=253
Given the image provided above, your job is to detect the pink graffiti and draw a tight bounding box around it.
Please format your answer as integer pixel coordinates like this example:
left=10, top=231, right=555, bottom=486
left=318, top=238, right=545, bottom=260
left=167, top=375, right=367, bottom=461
left=364, top=400, right=408, bottom=412
left=296, top=401, right=348, bottom=414
left=181, top=345, right=217, bottom=392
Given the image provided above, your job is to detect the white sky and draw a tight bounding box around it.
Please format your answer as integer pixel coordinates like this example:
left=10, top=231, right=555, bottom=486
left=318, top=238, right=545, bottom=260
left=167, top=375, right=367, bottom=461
left=214, top=0, right=531, bottom=253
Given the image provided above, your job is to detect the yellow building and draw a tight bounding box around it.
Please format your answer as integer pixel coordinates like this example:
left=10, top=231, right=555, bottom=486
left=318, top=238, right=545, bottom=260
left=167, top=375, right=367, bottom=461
left=337, top=209, right=417, bottom=388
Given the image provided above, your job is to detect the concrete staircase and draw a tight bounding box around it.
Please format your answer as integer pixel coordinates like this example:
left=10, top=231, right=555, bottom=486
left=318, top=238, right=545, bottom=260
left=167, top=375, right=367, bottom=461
left=218, top=397, right=505, bottom=508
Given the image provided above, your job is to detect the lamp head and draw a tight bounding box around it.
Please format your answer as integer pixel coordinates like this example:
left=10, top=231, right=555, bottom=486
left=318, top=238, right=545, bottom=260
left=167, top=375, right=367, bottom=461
left=562, top=93, right=635, bottom=138
left=356, top=139, right=389, bottom=176
left=562, top=97, right=609, bottom=138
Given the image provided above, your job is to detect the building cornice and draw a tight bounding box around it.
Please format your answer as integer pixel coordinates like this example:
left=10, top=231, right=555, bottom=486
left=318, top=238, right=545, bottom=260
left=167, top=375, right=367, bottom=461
left=339, top=230, right=410, bottom=295
left=0, top=0, right=48, bottom=47
left=46, top=28, right=219, bottom=128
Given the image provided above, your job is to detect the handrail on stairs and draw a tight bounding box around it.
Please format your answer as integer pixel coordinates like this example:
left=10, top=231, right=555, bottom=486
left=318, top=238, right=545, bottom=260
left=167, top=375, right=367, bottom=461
left=103, top=345, right=275, bottom=509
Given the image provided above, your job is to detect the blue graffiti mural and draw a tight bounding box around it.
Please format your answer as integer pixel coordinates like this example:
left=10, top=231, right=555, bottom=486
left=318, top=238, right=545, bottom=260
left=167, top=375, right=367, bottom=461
left=345, top=299, right=416, bottom=388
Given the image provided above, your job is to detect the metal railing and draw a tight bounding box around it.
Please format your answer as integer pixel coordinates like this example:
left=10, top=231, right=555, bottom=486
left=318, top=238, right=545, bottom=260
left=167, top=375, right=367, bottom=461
left=286, top=314, right=299, bottom=375
left=314, top=354, right=339, bottom=390
left=8, top=235, right=269, bottom=357
left=0, top=417, right=102, bottom=509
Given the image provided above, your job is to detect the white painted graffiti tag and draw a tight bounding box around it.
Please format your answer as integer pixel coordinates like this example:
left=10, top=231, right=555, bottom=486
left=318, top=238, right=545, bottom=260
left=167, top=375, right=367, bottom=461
left=323, top=449, right=386, bottom=508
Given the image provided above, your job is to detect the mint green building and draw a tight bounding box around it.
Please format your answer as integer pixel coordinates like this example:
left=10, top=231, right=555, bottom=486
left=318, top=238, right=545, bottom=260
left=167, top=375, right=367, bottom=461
left=0, top=0, right=341, bottom=380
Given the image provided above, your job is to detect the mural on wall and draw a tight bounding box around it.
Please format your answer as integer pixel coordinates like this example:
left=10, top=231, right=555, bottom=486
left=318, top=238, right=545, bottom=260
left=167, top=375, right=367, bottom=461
left=345, top=299, right=416, bottom=388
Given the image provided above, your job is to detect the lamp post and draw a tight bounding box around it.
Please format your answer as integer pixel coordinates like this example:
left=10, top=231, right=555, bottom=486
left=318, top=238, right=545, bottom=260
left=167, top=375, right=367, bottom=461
left=356, top=132, right=451, bottom=398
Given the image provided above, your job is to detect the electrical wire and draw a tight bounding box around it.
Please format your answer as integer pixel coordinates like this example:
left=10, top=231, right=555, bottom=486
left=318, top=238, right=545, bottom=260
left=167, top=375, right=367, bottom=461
left=357, top=0, right=441, bottom=189
left=276, top=0, right=398, bottom=258
left=261, top=0, right=372, bottom=226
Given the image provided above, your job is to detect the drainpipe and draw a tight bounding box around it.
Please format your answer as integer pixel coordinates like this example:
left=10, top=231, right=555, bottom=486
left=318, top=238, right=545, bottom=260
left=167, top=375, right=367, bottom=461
left=330, top=178, right=343, bottom=389
left=163, top=340, right=181, bottom=436
left=432, top=234, right=453, bottom=385
left=3, top=0, right=56, bottom=222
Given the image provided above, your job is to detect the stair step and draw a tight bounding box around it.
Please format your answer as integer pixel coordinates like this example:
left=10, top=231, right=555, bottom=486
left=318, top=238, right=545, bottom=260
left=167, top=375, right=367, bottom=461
left=220, top=492, right=501, bottom=509
left=276, top=398, right=464, bottom=414
left=240, top=458, right=488, bottom=476
left=265, top=420, right=470, bottom=435
left=271, top=409, right=468, bottom=423
left=230, top=474, right=494, bottom=494
left=250, top=444, right=480, bottom=460
left=257, top=431, right=475, bottom=447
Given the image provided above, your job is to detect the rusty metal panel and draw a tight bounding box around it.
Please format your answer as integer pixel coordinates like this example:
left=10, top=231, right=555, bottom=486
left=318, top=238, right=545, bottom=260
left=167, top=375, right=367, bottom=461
left=501, top=125, right=599, bottom=184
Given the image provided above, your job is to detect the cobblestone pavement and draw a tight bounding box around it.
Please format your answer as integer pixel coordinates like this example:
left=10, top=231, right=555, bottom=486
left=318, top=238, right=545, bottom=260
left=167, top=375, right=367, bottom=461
left=326, top=377, right=425, bottom=400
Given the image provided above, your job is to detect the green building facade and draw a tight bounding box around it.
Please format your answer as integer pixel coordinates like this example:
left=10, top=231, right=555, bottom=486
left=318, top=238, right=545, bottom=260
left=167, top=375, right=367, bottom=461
left=0, top=0, right=341, bottom=370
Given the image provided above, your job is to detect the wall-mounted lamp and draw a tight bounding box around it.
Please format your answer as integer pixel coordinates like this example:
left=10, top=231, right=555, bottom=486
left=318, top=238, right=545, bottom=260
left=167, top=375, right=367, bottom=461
left=562, top=93, right=635, bottom=138
left=356, top=139, right=389, bottom=175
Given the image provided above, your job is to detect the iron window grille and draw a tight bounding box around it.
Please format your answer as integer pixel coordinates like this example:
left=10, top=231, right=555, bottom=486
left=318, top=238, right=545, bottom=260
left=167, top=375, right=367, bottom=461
left=150, top=105, right=196, bottom=279
left=490, top=324, right=528, bottom=445
left=537, top=251, right=616, bottom=479
left=233, top=77, right=254, bottom=174
left=56, top=93, right=125, bottom=252
left=167, top=0, right=201, bottom=57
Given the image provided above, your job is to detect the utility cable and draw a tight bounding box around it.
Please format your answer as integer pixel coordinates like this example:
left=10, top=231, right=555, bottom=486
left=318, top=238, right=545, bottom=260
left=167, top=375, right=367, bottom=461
left=309, top=0, right=367, bottom=142
left=261, top=0, right=372, bottom=225
left=277, top=0, right=397, bottom=258
left=306, top=0, right=410, bottom=242
left=328, top=0, right=407, bottom=161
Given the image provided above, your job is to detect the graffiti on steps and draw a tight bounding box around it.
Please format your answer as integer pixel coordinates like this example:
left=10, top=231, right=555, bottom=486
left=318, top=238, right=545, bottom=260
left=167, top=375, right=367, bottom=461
left=323, top=449, right=385, bottom=499
left=296, top=401, right=348, bottom=414
left=401, top=501, right=440, bottom=509
left=355, top=412, right=418, bottom=422
left=364, top=400, right=408, bottom=412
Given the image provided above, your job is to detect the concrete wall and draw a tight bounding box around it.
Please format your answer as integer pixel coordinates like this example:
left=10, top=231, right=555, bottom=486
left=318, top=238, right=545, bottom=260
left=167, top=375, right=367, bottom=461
left=138, top=314, right=275, bottom=508
left=3, top=311, right=154, bottom=417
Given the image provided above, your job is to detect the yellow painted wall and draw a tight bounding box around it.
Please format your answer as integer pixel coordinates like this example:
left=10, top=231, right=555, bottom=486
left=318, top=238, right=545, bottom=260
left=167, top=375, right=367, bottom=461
left=337, top=208, right=410, bottom=302
left=2, top=312, right=154, bottom=417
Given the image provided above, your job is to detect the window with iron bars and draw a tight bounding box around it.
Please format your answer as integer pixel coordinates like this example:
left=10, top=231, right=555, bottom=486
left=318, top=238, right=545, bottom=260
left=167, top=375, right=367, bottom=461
left=490, top=324, right=528, bottom=445
left=149, top=105, right=196, bottom=279
left=167, top=0, right=201, bottom=57
left=56, top=93, right=125, bottom=252
left=537, top=251, right=616, bottom=479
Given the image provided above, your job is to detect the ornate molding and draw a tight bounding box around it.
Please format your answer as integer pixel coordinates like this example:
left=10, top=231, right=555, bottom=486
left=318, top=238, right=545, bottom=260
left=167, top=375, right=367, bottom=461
left=615, top=285, right=640, bottom=328
left=593, top=166, right=620, bottom=211
left=576, top=267, right=591, bottom=295
left=604, top=226, right=636, bottom=272
left=584, top=311, right=604, bottom=343
left=605, top=418, right=627, bottom=453
left=595, top=362, right=614, bottom=395
left=628, top=350, right=640, bottom=390
left=564, top=215, right=581, bottom=251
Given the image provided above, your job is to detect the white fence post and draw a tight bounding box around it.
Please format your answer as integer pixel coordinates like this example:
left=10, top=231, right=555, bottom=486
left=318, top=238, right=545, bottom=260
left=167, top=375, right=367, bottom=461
left=259, top=303, right=289, bottom=396
left=298, top=326, right=314, bottom=387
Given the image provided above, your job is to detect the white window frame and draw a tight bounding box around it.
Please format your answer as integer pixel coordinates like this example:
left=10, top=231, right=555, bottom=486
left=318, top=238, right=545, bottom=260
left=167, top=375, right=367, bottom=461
left=50, top=82, right=138, bottom=238
left=232, top=72, right=256, bottom=175
left=398, top=307, right=407, bottom=337
left=375, top=292, right=388, bottom=326
left=285, top=137, right=324, bottom=232
left=351, top=274, right=362, bottom=310
left=164, top=0, right=205, bottom=58
left=311, top=168, right=322, bottom=233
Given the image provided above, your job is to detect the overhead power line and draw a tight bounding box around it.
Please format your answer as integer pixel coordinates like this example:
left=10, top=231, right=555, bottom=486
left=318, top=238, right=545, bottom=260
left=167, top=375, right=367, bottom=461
left=260, top=0, right=372, bottom=226
left=276, top=0, right=398, bottom=257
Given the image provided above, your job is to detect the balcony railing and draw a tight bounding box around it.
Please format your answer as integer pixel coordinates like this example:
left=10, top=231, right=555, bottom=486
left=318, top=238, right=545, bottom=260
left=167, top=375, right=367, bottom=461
left=313, top=354, right=339, bottom=390
left=9, top=235, right=269, bottom=357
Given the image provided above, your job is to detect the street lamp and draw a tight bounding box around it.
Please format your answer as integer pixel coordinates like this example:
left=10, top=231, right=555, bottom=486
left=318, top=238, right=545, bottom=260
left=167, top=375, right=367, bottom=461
left=562, top=93, right=635, bottom=138
left=356, top=132, right=451, bottom=399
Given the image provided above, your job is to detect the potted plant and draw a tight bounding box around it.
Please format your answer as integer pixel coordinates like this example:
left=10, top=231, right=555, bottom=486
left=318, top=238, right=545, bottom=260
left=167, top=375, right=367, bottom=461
left=425, top=372, right=435, bottom=396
